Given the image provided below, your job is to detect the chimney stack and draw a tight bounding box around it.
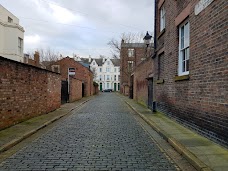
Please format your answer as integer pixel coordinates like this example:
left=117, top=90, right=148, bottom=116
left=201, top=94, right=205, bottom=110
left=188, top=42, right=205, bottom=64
left=89, top=55, right=91, bottom=63
left=34, top=51, right=40, bottom=67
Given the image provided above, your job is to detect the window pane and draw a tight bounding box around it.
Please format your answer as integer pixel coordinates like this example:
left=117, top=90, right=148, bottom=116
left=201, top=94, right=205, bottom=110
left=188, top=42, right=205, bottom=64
left=181, top=27, right=184, bottom=49
left=182, top=61, right=186, bottom=72
left=128, top=49, right=134, bottom=57
left=186, top=59, right=189, bottom=71
left=182, top=50, right=185, bottom=60
left=186, top=47, right=189, bottom=60
left=184, top=22, right=189, bottom=47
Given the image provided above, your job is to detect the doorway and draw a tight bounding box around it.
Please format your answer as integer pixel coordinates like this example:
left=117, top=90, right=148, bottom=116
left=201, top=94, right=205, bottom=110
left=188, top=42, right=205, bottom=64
left=148, top=78, right=153, bottom=110
left=100, top=83, right=102, bottom=91
left=114, top=83, right=117, bottom=91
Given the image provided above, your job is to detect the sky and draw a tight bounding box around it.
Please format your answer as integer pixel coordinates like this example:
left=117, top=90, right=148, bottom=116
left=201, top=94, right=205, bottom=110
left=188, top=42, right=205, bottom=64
left=0, top=0, right=154, bottom=58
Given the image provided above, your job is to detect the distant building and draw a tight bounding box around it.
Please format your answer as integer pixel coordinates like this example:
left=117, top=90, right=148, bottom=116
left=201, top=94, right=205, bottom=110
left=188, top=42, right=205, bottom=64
left=120, top=40, right=153, bottom=96
left=50, top=57, right=94, bottom=99
left=0, top=5, right=24, bottom=62
left=77, top=56, right=120, bottom=91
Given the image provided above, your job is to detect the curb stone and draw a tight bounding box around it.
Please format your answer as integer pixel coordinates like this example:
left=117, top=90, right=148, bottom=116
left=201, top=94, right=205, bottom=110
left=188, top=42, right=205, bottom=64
left=0, top=99, right=90, bottom=154
left=125, top=101, right=212, bottom=171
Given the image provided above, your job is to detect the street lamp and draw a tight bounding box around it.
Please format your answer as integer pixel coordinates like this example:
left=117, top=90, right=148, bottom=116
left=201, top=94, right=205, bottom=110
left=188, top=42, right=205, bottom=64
left=143, top=31, right=152, bottom=59
left=143, top=31, right=152, bottom=47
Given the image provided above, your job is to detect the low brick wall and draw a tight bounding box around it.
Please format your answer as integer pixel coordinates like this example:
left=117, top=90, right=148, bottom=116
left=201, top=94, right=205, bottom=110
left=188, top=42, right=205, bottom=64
left=133, top=57, right=154, bottom=106
left=0, top=57, right=61, bottom=130
left=93, top=85, right=99, bottom=95
left=69, top=78, right=82, bottom=102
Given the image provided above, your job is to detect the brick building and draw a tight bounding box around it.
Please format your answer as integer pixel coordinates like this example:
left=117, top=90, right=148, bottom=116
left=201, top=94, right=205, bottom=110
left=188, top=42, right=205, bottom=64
left=153, top=0, right=228, bottom=146
left=50, top=57, right=94, bottom=102
left=120, top=40, right=153, bottom=96
left=78, top=57, right=120, bottom=91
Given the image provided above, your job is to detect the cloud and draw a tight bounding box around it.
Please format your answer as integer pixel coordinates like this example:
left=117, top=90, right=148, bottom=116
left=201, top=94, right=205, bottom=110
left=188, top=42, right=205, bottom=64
left=49, top=3, right=82, bottom=24
left=25, top=34, right=41, bottom=44
left=0, top=0, right=154, bottom=57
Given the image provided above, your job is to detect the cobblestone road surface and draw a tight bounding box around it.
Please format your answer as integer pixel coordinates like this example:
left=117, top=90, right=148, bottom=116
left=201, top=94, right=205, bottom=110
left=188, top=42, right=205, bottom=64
left=0, top=93, right=178, bottom=171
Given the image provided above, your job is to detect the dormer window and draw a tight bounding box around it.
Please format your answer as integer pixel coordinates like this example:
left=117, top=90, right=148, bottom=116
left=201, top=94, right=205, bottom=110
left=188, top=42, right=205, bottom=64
left=107, top=61, right=110, bottom=65
left=8, top=17, right=13, bottom=23
left=93, top=61, right=95, bottom=65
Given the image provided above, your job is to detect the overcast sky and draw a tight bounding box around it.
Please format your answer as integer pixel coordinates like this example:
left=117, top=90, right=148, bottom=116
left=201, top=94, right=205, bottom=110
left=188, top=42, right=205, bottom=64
left=0, top=0, right=154, bottom=58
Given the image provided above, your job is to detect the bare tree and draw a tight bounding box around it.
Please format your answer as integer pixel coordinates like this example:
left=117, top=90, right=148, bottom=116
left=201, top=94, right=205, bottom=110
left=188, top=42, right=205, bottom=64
left=108, top=32, right=153, bottom=59
left=91, top=67, right=98, bottom=81
left=38, top=47, right=60, bottom=62
left=26, top=48, right=61, bottom=68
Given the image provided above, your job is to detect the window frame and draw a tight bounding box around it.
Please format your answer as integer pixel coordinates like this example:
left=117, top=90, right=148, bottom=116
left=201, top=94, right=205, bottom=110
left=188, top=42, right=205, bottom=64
left=106, top=67, right=110, bottom=72
left=128, top=49, right=134, bottom=57
left=178, top=20, right=190, bottom=76
left=160, top=5, right=166, bottom=32
left=18, top=37, right=23, bottom=55
left=8, top=17, right=13, bottom=23
left=127, top=61, right=134, bottom=72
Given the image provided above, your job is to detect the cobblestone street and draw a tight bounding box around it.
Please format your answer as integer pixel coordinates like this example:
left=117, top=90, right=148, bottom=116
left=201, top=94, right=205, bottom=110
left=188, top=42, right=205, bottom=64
left=0, top=93, right=178, bottom=171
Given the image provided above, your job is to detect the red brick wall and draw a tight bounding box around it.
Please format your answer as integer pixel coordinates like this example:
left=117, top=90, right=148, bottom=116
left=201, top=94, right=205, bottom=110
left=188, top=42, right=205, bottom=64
left=93, top=85, right=99, bottom=95
left=155, top=0, right=228, bottom=146
left=0, top=57, right=61, bottom=130
left=134, top=57, right=154, bottom=106
left=69, top=78, right=82, bottom=102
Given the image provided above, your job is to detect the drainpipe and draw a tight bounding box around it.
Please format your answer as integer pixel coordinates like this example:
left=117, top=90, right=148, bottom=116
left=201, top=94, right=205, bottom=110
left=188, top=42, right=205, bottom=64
left=152, top=0, right=158, bottom=58
left=153, top=0, right=158, bottom=112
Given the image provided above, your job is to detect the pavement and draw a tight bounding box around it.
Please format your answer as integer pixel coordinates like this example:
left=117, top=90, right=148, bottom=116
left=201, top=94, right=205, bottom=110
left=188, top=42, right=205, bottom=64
left=119, top=94, right=228, bottom=171
left=0, top=96, right=93, bottom=154
left=0, top=93, right=227, bottom=171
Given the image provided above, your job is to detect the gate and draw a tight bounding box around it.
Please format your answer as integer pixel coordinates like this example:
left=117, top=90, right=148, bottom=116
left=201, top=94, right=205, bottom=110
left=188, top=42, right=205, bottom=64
left=82, top=83, right=85, bottom=97
left=61, top=81, right=69, bottom=104
left=148, top=78, right=153, bottom=110
left=129, top=75, right=134, bottom=99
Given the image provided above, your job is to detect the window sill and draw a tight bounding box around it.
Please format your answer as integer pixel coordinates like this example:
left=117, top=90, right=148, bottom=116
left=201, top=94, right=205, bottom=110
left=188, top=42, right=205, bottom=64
left=174, top=75, right=190, bottom=82
left=156, top=79, right=164, bottom=84
left=158, top=29, right=165, bottom=39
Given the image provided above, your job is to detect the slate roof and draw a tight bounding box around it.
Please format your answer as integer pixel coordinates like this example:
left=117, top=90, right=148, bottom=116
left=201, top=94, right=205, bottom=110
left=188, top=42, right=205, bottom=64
left=110, top=59, right=120, bottom=66
left=121, top=43, right=153, bottom=48
left=80, top=58, right=120, bottom=67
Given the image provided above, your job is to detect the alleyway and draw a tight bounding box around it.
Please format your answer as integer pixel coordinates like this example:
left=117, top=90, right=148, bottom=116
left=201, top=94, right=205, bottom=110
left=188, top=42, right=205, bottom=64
left=0, top=93, right=178, bottom=171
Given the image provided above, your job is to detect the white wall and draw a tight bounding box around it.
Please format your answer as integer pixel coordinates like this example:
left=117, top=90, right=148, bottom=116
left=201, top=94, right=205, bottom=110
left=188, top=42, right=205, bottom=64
left=98, top=59, right=120, bottom=91
left=0, top=5, right=24, bottom=62
left=91, top=58, right=120, bottom=91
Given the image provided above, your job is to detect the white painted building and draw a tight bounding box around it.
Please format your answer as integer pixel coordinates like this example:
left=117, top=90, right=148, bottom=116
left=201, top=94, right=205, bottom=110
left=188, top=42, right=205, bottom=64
left=77, top=56, right=120, bottom=91
left=0, top=5, right=24, bottom=62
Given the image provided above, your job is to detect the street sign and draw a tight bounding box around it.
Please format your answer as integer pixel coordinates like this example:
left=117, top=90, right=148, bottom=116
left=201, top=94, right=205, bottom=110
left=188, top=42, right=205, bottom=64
left=68, top=68, right=75, bottom=76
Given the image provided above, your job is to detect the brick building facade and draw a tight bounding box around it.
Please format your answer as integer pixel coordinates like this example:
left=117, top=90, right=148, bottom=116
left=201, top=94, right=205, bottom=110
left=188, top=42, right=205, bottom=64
left=120, top=40, right=153, bottom=96
left=153, top=0, right=228, bottom=146
left=0, top=56, right=61, bottom=130
left=51, top=57, right=94, bottom=100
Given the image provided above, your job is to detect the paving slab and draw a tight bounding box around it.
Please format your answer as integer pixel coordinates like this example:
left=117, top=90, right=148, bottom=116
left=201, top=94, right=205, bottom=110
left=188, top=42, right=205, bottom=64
left=120, top=94, right=228, bottom=171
